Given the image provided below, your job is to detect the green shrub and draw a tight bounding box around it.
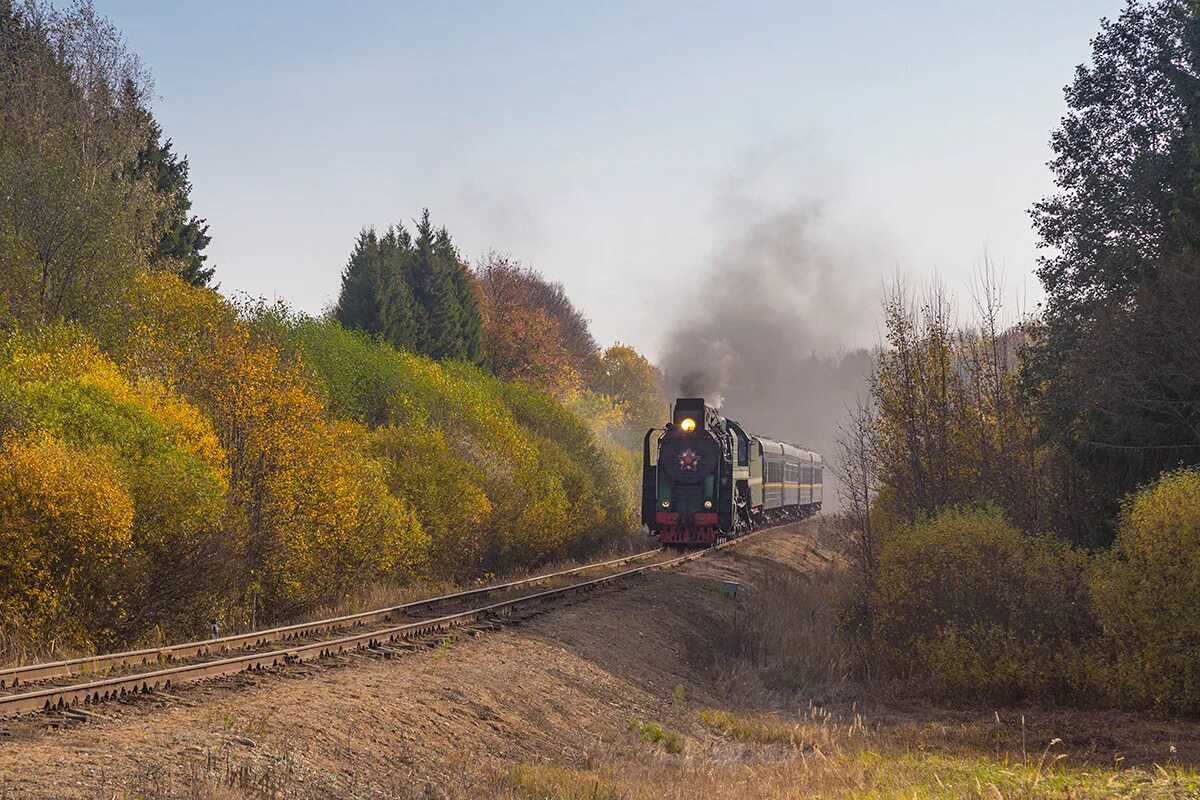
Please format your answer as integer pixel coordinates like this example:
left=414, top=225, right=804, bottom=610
left=627, top=719, right=684, bottom=754
left=871, top=506, right=1090, bottom=703
left=262, top=314, right=636, bottom=578
left=1089, top=469, right=1200, bottom=712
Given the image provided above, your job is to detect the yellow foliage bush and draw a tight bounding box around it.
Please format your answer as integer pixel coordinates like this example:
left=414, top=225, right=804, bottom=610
left=0, top=432, right=133, bottom=648
left=0, top=324, right=232, bottom=646
left=872, top=506, right=1090, bottom=703
left=372, top=425, right=492, bottom=577
left=1089, top=469, right=1200, bottom=712
left=274, top=314, right=637, bottom=579
left=121, top=273, right=426, bottom=619
left=0, top=271, right=637, bottom=650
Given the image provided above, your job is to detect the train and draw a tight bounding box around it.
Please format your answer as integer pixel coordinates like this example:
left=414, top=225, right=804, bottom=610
left=641, top=397, right=822, bottom=546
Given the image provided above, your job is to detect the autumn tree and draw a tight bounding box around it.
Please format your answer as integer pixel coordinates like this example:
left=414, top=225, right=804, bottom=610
left=0, top=1, right=210, bottom=320
left=123, top=273, right=426, bottom=621
left=866, top=274, right=1062, bottom=535
left=0, top=1, right=155, bottom=325
left=597, top=343, right=668, bottom=446
left=476, top=252, right=600, bottom=368
left=1028, top=0, right=1200, bottom=541
left=475, top=254, right=581, bottom=397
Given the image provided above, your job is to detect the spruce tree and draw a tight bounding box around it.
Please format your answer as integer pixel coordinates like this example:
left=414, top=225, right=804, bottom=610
left=378, top=224, right=419, bottom=352
left=436, top=226, right=483, bottom=364
left=335, top=211, right=483, bottom=364
left=334, top=229, right=387, bottom=335
left=410, top=210, right=460, bottom=359
left=132, top=120, right=214, bottom=286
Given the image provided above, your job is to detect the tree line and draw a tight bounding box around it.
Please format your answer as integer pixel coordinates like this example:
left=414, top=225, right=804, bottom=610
left=0, top=0, right=212, bottom=330
left=0, top=0, right=666, bottom=660
left=837, top=0, right=1200, bottom=712
left=334, top=227, right=666, bottom=446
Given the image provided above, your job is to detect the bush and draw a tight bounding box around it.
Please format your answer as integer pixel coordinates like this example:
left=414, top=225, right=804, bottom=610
left=266, top=314, right=636, bottom=578
left=1089, top=469, right=1200, bottom=712
left=0, top=432, right=133, bottom=651
left=871, top=506, right=1090, bottom=703
left=121, top=273, right=427, bottom=621
left=0, top=325, right=229, bottom=648
left=0, top=272, right=637, bottom=653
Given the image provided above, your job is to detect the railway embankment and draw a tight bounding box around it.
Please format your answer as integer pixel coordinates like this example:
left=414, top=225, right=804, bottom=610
left=2, top=521, right=1199, bottom=799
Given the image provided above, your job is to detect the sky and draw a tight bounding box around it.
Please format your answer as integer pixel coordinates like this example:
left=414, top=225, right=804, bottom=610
left=99, top=0, right=1123, bottom=360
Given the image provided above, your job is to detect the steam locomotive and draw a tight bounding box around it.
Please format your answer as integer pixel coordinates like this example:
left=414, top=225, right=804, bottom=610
left=641, top=397, right=822, bottom=546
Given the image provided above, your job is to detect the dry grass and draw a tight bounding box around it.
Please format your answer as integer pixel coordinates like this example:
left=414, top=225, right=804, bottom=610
left=491, top=546, right=1200, bottom=799
left=705, top=562, right=855, bottom=708
left=494, top=746, right=1200, bottom=799
left=495, top=703, right=1200, bottom=799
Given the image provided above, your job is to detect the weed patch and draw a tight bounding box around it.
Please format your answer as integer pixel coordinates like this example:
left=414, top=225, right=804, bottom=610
left=627, top=719, right=684, bottom=754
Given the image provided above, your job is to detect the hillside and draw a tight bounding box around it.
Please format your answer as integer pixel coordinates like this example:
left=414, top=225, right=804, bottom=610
left=1, top=521, right=1196, bottom=799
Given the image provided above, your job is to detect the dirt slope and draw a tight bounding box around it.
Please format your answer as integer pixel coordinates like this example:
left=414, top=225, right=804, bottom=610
left=0, top=527, right=824, bottom=799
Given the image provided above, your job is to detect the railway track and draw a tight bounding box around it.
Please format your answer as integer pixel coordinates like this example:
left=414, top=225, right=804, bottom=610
left=0, top=547, right=667, bottom=693
left=0, top=525, right=783, bottom=719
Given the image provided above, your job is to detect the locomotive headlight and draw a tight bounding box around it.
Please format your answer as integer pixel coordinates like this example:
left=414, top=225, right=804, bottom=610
left=661, top=500, right=670, bottom=508
left=704, top=500, right=713, bottom=509
left=680, top=417, right=696, bottom=433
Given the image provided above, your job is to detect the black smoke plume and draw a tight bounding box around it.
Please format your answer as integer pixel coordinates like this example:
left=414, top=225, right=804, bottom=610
left=658, top=199, right=878, bottom=507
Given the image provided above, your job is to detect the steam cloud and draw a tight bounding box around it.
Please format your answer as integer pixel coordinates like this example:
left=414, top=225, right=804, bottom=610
left=658, top=198, right=879, bottom=508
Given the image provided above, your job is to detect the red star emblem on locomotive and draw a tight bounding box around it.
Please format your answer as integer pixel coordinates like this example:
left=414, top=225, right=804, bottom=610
left=678, top=448, right=700, bottom=471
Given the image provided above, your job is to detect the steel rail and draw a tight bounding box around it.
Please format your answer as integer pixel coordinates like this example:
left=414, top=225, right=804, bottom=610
left=0, top=547, right=664, bottom=689
left=0, top=525, right=776, bottom=718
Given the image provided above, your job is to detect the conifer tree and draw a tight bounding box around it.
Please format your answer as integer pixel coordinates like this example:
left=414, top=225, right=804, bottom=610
left=378, top=224, right=419, bottom=352
left=410, top=211, right=460, bottom=359
left=334, top=229, right=388, bottom=335
left=435, top=225, right=483, bottom=363
left=132, top=120, right=213, bottom=286
left=452, top=263, right=484, bottom=364
left=334, top=211, right=484, bottom=364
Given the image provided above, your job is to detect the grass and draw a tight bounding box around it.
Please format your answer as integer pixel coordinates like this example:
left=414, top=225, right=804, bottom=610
left=700, top=707, right=815, bottom=747
left=706, top=562, right=854, bottom=708
left=491, top=546, right=1200, bottom=799
left=494, top=716, right=1200, bottom=799
left=627, top=719, right=685, bottom=754
left=502, top=765, right=624, bottom=800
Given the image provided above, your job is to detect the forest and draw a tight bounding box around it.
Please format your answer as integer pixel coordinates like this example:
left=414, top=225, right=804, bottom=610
left=6, top=0, right=1200, bottom=725
left=837, top=0, right=1200, bottom=712
left=0, top=0, right=666, bottom=659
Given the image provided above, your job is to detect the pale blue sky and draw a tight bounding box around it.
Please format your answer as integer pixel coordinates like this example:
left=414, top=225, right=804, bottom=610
left=101, top=1, right=1122, bottom=358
